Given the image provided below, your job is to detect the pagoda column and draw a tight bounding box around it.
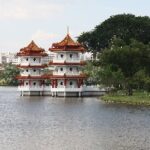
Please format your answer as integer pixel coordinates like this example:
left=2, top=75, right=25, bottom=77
left=51, top=79, right=54, bottom=88
left=64, top=79, right=67, bottom=87
left=29, top=80, right=31, bottom=87
left=77, top=79, right=81, bottom=88
left=56, top=79, right=58, bottom=88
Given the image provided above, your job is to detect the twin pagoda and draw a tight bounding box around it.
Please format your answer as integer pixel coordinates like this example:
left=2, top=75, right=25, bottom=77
left=16, top=34, right=87, bottom=97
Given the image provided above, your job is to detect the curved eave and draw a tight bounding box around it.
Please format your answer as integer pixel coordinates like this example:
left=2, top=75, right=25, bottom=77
left=49, top=48, right=85, bottom=52
left=50, top=74, right=87, bottom=79
left=49, top=62, right=86, bottom=66
left=17, top=65, right=47, bottom=68
left=16, top=53, right=48, bottom=57
left=16, top=75, right=49, bottom=80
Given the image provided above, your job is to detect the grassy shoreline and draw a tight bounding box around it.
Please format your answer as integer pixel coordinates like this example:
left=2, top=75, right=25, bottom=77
left=101, top=91, right=150, bottom=106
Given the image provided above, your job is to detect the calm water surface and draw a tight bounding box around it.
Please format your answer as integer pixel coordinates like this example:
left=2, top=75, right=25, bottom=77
left=0, top=87, right=150, bottom=150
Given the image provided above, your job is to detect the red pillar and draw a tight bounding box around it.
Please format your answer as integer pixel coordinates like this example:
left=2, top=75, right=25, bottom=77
left=29, top=80, right=31, bottom=87
left=54, top=79, right=57, bottom=88
left=81, top=79, right=83, bottom=86
left=56, top=79, right=58, bottom=88
left=52, top=79, right=54, bottom=88
left=77, top=79, right=80, bottom=88
left=64, top=79, right=67, bottom=87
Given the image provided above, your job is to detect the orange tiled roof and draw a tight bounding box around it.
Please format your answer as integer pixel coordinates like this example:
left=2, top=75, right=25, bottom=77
left=17, top=41, right=48, bottom=56
left=49, top=34, right=86, bottom=52
left=53, top=34, right=80, bottom=47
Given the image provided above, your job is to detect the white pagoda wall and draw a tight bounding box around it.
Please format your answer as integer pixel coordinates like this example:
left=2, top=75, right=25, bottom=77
left=23, top=80, right=41, bottom=86
left=53, top=66, right=80, bottom=75
left=19, top=56, right=45, bottom=65
left=57, top=79, right=78, bottom=88
left=20, top=68, right=44, bottom=76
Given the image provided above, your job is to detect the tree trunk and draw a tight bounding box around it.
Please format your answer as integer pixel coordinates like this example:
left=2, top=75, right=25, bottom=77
left=127, top=87, right=133, bottom=96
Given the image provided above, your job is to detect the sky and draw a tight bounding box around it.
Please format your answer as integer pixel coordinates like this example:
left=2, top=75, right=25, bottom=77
left=0, top=0, right=149, bottom=52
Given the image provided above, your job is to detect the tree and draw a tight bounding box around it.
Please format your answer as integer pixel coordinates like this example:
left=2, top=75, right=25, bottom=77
left=98, top=38, right=150, bottom=95
left=78, top=14, right=150, bottom=56
left=0, top=64, right=20, bottom=86
left=83, top=60, right=101, bottom=85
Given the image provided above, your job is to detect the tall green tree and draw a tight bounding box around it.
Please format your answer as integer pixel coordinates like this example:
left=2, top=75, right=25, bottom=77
left=98, top=38, right=150, bottom=95
left=78, top=14, right=150, bottom=56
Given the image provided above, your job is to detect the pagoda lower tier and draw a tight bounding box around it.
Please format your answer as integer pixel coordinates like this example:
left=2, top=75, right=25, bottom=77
left=16, top=75, right=51, bottom=96
left=49, top=73, right=87, bottom=97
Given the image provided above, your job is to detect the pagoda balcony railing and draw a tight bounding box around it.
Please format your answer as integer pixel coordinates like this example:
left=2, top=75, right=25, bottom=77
left=51, top=87, right=83, bottom=92
left=20, top=62, right=43, bottom=66
left=20, top=73, right=44, bottom=76
left=18, top=85, right=50, bottom=91
left=53, top=58, right=82, bottom=63
left=53, top=72, right=80, bottom=76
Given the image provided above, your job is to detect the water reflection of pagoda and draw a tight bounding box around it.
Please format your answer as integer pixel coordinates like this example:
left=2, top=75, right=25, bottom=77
left=49, top=34, right=87, bottom=97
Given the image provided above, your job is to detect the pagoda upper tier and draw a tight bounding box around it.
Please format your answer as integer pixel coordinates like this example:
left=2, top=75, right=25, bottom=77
left=49, top=34, right=85, bottom=52
left=17, top=41, right=48, bottom=57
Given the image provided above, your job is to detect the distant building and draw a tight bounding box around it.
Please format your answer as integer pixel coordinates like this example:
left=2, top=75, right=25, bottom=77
left=0, top=52, right=18, bottom=65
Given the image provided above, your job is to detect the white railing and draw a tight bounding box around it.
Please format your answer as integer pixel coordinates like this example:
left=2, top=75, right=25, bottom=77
left=20, top=62, right=43, bottom=66
left=20, top=73, right=43, bottom=76
left=51, top=87, right=83, bottom=92
left=52, top=59, right=81, bottom=63
left=53, top=72, right=80, bottom=76
left=18, top=85, right=51, bottom=91
left=82, top=85, right=106, bottom=91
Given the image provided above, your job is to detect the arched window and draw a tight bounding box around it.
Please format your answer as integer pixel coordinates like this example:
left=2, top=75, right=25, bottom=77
left=60, top=82, right=63, bottom=85
left=33, top=82, right=36, bottom=86
left=33, top=58, right=36, bottom=61
left=33, top=69, right=36, bottom=72
left=70, top=68, right=73, bottom=71
left=26, top=69, right=28, bottom=72
left=26, top=58, right=28, bottom=61
left=60, top=68, right=63, bottom=71
left=26, top=82, right=28, bottom=85
left=60, top=54, right=64, bottom=58
left=70, top=81, right=73, bottom=85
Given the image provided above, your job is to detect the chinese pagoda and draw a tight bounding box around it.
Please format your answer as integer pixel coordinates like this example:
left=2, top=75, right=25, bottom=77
left=16, top=41, right=50, bottom=96
left=49, top=34, right=87, bottom=97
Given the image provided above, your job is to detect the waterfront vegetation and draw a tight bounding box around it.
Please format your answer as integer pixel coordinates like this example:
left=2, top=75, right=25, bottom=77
left=102, top=91, right=150, bottom=106
left=0, top=64, right=19, bottom=86
left=79, top=14, right=150, bottom=104
left=0, top=14, right=150, bottom=106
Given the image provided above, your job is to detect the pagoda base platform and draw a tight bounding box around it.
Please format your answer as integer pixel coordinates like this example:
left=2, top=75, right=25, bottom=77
left=52, top=92, right=81, bottom=97
left=20, top=91, right=51, bottom=96
left=19, top=86, right=107, bottom=97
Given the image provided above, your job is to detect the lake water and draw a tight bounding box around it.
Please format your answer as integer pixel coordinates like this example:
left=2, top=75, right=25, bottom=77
left=0, top=87, right=150, bottom=150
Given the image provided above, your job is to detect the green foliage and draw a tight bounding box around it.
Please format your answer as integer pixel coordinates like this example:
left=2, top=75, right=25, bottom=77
left=99, top=38, right=150, bottom=95
left=0, top=64, right=20, bottom=86
left=102, top=91, right=150, bottom=106
left=78, top=14, right=150, bottom=55
left=83, top=60, right=101, bottom=85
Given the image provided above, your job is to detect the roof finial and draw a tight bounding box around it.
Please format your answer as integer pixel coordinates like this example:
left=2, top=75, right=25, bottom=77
left=67, top=26, right=69, bottom=35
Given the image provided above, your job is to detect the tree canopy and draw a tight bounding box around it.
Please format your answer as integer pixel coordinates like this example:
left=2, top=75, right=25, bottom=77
left=78, top=14, right=150, bottom=55
left=0, top=64, right=19, bottom=86
left=98, top=38, right=150, bottom=95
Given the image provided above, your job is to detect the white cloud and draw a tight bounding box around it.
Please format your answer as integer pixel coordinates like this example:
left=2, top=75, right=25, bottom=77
left=0, top=0, right=64, bottom=20
left=31, top=30, right=58, bottom=41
